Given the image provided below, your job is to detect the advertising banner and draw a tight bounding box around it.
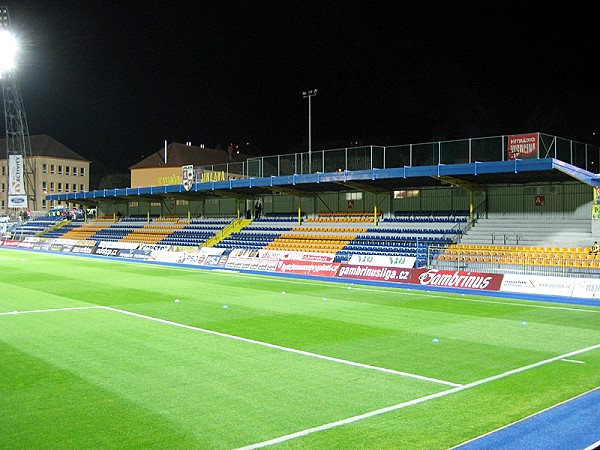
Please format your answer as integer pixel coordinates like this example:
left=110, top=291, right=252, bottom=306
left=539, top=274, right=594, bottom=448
left=348, top=254, right=416, bottom=268
left=507, top=133, right=539, bottom=160
left=93, top=246, right=121, bottom=257
left=8, top=155, right=27, bottom=208
left=275, top=260, right=340, bottom=276
left=258, top=249, right=335, bottom=263
left=411, top=268, right=503, bottom=291
left=500, top=274, right=575, bottom=297
left=336, top=264, right=412, bottom=283
left=570, top=278, right=600, bottom=299
left=148, top=250, right=187, bottom=263
left=71, top=244, right=97, bottom=255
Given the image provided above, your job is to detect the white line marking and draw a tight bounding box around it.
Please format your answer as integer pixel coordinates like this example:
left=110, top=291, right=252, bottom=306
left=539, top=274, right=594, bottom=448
left=237, top=343, right=600, bottom=449
left=561, top=358, right=586, bottom=364
left=237, top=386, right=464, bottom=450
left=100, top=306, right=461, bottom=387
left=0, top=305, right=100, bottom=316
left=584, top=440, right=600, bottom=450
left=463, top=344, right=600, bottom=389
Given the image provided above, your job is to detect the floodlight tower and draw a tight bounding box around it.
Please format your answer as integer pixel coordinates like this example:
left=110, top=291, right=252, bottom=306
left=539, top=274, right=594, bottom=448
left=1, top=6, right=34, bottom=214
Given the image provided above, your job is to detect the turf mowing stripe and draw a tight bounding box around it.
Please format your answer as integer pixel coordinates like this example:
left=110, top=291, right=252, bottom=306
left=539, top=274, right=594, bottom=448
left=450, top=296, right=600, bottom=314
left=100, top=305, right=462, bottom=388
left=236, top=343, right=600, bottom=449
left=0, top=305, right=100, bottom=316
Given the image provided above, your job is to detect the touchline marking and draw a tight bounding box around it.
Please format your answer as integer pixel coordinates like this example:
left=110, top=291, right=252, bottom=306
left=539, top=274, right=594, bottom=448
left=100, top=306, right=461, bottom=388
left=0, top=305, right=100, bottom=316
left=584, top=440, right=600, bottom=450
left=450, top=386, right=600, bottom=449
left=236, top=343, right=600, bottom=449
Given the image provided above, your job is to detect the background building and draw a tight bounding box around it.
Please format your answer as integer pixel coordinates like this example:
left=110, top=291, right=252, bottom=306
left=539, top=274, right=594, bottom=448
left=0, top=134, right=90, bottom=214
left=130, top=142, right=250, bottom=188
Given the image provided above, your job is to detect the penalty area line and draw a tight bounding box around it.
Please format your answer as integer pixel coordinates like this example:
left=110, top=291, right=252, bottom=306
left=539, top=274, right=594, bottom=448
left=100, top=305, right=461, bottom=388
left=236, top=342, right=600, bottom=449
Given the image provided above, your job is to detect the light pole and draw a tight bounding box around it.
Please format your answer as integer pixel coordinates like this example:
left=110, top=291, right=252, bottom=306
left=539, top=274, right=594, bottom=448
left=302, top=89, right=317, bottom=174
left=1, top=7, right=34, bottom=215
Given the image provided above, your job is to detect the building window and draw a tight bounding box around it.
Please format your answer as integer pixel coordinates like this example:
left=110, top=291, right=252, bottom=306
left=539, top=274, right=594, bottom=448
left=65, top=185, right=70, bottom=192
left=43, top=163, right=47, bottom=173
left=42, top=181, right=47, bottom=191
left=80, top=167, right=85, bottom=176
left=345, top=192, right=363, bottom=200
left=1, top=165, right=4, bottom=176
left=51, top=164, right=55, bottom=174
left=1, top=182, right=4, bottom=193
left=72, top=183, right=77, bottom=192
left=58, top=165, right=63, bottom=175
left=394, top=189, right=420, bottom=199
left=42, top=199, right=47, bottom=208
left=50, top=182, right=55, bottom=192
left=80, top=184, right=84, bottom=191
left=58, top=183, right=62, bottom=192
left=65, top=166, right=70, bottom=175
left=73, top=166, right=77, bottom=176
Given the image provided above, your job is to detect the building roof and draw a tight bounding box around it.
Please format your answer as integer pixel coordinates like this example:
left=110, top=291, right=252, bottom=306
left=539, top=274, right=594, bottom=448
left=129, top=142, right=250, bottom=170
left=0, top=134, right=89, bottom=162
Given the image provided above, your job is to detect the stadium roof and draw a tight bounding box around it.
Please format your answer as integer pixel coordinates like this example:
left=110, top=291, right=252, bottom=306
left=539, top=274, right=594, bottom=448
left=0, top=134, right=89, bottom=161
left=47, top=158, right=600, bottom=205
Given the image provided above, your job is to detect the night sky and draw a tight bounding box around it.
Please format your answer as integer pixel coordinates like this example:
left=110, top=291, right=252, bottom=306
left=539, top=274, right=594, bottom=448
left=5, top=1, right=599, bottom=172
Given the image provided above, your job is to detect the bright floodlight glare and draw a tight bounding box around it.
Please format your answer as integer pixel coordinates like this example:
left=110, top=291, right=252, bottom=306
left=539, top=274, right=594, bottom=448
left=0, top=29, right=18, bottom=75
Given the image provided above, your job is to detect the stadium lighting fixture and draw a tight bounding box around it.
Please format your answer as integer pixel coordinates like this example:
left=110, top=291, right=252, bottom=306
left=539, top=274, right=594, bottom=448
left=302, top=89, right=317, bottom=174
left=0, top=29, right=17, bottom=76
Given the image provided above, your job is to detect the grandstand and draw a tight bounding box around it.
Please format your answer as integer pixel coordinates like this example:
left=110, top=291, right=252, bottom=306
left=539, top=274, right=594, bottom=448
left=3, top=132, right=597, bottom=279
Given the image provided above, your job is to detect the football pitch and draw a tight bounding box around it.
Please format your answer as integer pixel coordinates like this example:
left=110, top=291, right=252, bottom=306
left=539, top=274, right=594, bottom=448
left=1, top=248, right=600, bottom=449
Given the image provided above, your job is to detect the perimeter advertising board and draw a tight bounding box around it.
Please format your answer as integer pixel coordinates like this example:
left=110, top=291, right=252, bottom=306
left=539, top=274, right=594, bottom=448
left=500, top=274, right=575, bottom=297
left=335, top=266, right=504, bottom=291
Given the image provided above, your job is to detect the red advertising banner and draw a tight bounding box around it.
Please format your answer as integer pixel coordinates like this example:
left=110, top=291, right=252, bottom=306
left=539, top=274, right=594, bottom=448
left=275, top=260, right=340, bottom=277
left=335, top=265, right=503, bottom=291
left=507, top=133, right=539, bottom=160
left=410, top=268, right=503, bottom=291
left=335, top=265, right=412, bottom=282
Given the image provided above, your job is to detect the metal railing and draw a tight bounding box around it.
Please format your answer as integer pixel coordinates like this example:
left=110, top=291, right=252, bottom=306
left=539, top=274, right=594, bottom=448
left=196, top=133, right=600, bottom=179
left=429, top=248, right=600, bottom=278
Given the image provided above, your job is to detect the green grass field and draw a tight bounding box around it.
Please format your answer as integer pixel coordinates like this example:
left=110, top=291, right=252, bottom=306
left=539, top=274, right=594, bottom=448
left=1, top=248, right=600, bottom=449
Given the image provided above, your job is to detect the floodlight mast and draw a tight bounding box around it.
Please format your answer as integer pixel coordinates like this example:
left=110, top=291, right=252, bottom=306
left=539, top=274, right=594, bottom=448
left=1, top=5, right=35, bottom=215
left=302, top=89, right=317, bottom=174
